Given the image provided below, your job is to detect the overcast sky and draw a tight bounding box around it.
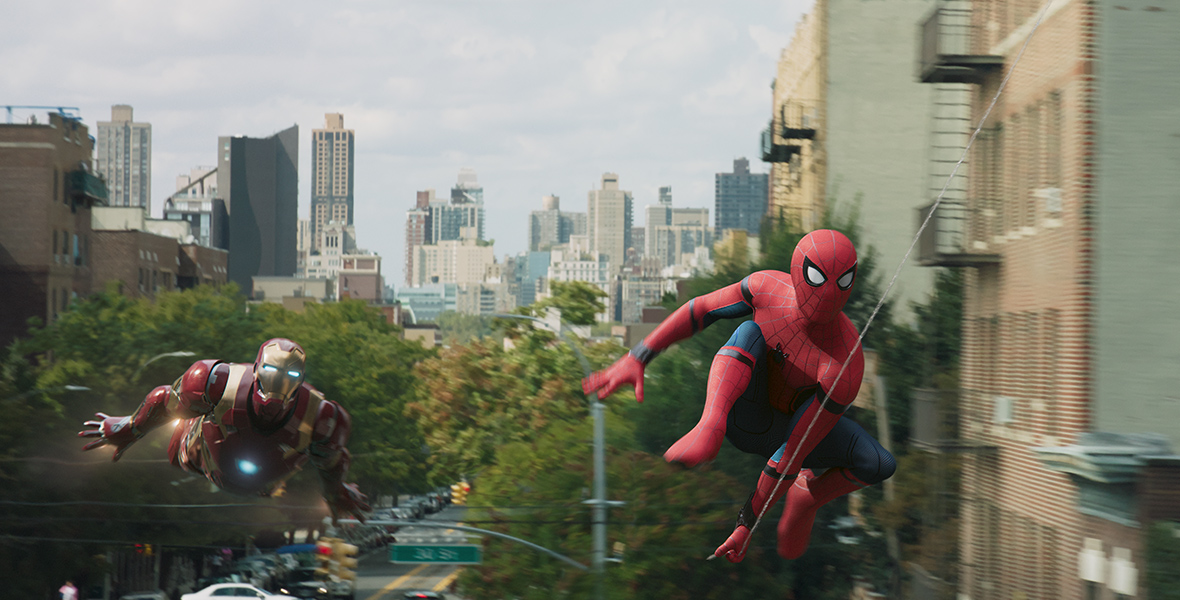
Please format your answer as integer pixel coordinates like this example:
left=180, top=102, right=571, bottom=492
left=3, top=0, right=810, bottom=286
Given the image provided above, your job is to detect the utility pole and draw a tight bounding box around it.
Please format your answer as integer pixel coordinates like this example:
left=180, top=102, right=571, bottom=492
left=493, top=312, right=621, bottom=600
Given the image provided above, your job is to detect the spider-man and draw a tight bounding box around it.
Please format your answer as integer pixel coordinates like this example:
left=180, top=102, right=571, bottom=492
left=79, top=338, right=370, bottom=523
left=583, top=229, right=895, bottom=561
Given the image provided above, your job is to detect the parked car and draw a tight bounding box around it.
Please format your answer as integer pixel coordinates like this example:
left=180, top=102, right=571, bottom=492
left=402, top=592, right=444, bottom=600
left=119, top=592, right=168, bottom=600
left=232, top=563, right=272, bottom=591
left=180, top=583, right=297, bottom=600
left=276, top=581, right=330, bottom=600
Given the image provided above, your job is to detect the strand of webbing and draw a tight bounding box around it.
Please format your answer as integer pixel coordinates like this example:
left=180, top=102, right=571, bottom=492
left=732, top=0, right=1056, bottom=560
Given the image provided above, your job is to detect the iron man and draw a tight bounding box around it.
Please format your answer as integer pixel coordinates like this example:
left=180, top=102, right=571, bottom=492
left=79, top=338, right=370, bottom=522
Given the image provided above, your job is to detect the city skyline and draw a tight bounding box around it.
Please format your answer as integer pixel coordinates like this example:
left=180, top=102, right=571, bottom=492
left=1, top=0, right=797, bottom=286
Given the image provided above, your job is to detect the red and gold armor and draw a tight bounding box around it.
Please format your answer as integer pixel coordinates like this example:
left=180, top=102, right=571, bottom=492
left=80, top=338, right=369, bottom=522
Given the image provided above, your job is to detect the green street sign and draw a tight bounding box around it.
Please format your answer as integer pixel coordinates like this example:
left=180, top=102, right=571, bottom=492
left=391, top=543, right=482, bottom=565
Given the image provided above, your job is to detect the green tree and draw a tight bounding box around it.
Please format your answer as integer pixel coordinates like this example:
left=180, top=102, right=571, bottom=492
left=434, top=310, right=495, bottom=346
left=460, top=418, right=793, bottom=600
left=407, top=328, right=619, bottom=483
left=528, top=281, right=608, bottom=326
left=1147, top=521, right=1180, bottom=599
left=256, top=299, right=433, bottom=497
left=1, top=286, right=433, bottom=597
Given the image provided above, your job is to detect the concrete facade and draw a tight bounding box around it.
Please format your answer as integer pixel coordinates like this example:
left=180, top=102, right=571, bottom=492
left=337, top=254, right=383, bottom=303
left=218, top=126, right=299, bottom=293
left=768, top=0, right=935, bottom=313
left=586, top=173, right=633, bottom=274
left=410, top=239, right=495, bottom=288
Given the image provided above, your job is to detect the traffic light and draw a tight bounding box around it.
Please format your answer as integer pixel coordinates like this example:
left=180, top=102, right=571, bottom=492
left=314, top=538, right=333, bottom=579
left=451, top=480, right=470, bottom=505
left=332, top=539, right=359, bottom=581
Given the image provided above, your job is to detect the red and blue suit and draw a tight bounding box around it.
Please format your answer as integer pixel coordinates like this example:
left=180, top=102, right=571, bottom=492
left=583, top=229, right=895, bottom=560
left=79, top=338, right=370, bottom=523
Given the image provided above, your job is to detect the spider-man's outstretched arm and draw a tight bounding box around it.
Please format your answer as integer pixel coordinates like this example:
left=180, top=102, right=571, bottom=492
left=582, top=273, right=767, bottom=402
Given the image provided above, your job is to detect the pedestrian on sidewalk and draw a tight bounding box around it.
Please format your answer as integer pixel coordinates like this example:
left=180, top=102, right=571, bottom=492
left=59, top=580, right=78, bottom=600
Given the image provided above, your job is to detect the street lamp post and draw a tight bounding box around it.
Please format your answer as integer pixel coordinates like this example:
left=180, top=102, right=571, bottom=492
left=491, top=313, right=620, bottom=600
left=131, top=351, right=196, bottom=381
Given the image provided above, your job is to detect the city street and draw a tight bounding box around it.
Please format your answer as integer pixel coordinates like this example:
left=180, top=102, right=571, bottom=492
left=356, top=505, right=468, bottom=600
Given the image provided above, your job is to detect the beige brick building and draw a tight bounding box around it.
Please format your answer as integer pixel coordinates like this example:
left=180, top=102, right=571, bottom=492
left=915, top=1, right=1180, bottom=598
left=766, top=0, right=938, bottom=313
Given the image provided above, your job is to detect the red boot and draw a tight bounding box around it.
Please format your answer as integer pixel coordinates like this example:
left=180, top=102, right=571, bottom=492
left=664, top=347, right=755, bottom=466
left=776, top=468, right=865, bottom=559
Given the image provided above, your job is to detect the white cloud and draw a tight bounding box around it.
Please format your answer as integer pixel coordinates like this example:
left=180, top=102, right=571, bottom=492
left=1, top=0, right=803, bottom=285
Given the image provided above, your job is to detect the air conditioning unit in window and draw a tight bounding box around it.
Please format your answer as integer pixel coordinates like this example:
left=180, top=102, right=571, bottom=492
left=993, top=395, right=1014, bottom=424
left=1035, top=187, right=1063, bottom=214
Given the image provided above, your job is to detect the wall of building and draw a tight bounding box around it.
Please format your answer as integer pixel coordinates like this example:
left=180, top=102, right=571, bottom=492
left=827, top=0, right=935, bottom=314
left=220, top=126, right=299, bottom=293
left=0, top=114, right=98, bottom=346
left=1091, top=0, right=1180, bottom=448
left=90, top=230, right=180, bottom=299
left=769, top=5, right=826, bottom=232
left=251, top=276, right=332, bottom=301
left=178, top=244, right=228, bottom=289
left=957, top=1, right=1097, bottom=598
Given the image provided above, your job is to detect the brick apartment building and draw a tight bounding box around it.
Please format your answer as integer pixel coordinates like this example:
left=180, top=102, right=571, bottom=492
left=0, top=112, right=229, bottom=348
left=0, top=112, right=106, bottom=347
left=914, top=1, right=1180, bottom=599
left=88, top=229, right=226, bottom=299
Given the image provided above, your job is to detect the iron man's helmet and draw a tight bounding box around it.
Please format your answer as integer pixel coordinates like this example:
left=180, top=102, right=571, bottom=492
left=253, top=338, right=306, bottom=403
left=790, top=229, right=858, bottom=324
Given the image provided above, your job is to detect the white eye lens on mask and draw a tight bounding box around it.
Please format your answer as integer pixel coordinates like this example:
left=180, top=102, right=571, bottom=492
left=837, top=267, right=855, bottom=290
left=805, top=265, right=826, bottom=286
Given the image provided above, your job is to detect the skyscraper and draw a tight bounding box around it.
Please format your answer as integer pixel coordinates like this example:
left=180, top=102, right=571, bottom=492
left=163, top=167, right=227, bottom=250
left=404, top=191, right=431, bottom=287
left=218, top=125, right=299, bottom=292
left=528, top=195, right=587, bottom=251
left=714, top=158, right=768, bottom=236
left=96, top=105, right=151, bottom=210
left=311, top=113, right=354, bottom=253
left=445, top=168, right=485, bottom=242
left=587, top=173, right=632, bottom=273
left=644, top=186, right=710, bottom=270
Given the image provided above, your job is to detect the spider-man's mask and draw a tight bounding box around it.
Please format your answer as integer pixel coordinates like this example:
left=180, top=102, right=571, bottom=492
left=790, top=230, right=858, bottom=324
left=253, top=338, right=306, bottom=420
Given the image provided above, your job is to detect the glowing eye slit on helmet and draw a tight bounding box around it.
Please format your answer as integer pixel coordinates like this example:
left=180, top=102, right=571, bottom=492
left=254, top=340, right=307, bottom=402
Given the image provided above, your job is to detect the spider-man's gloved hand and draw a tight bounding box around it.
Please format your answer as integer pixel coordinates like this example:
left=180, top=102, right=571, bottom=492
left=582, top=350, right=648, bottom=403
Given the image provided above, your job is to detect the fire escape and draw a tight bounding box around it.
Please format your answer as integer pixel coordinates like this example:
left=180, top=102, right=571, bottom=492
left=915, top=1, right=1003, bottom=267
left=761, top=101, right=816, bottom=164
left=910, top=3, right=1002, bottom=599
